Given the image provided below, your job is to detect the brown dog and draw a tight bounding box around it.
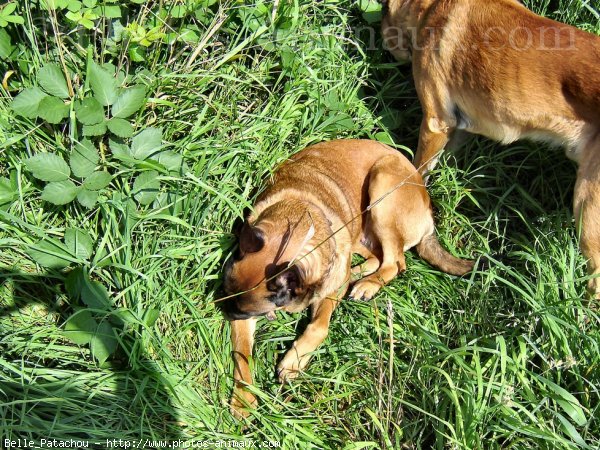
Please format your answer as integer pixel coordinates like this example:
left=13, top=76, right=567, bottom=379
left=381, top=0, right=600, bottom=296
left=222, top=139, right=474, bottom=418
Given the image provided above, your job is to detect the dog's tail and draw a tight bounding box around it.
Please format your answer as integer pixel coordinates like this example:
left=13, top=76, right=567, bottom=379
left=415, top=233, right=475, bottom=276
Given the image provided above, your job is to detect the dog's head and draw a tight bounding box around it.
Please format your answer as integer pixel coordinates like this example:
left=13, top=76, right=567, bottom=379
left=381, top=0, right=424, bottom=61
left=222, top=203, right=333, bottom=321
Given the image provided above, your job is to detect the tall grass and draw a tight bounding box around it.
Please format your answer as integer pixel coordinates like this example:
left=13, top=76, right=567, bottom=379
left=0, top=0, right=599, bottom=448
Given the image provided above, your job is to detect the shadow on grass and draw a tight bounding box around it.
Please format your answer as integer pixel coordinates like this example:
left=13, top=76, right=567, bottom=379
left=0, top=268, right=182, bottom=443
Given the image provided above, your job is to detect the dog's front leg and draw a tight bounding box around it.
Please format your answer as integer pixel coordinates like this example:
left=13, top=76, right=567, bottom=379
left=277, top=293, right=342, bottom=383
left=413, top=115, right=452, bottom=177
left=230, top=317, right=258, bottom=418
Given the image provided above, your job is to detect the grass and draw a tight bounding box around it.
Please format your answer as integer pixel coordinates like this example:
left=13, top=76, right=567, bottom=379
left=0, top=0, right=599, bottom=448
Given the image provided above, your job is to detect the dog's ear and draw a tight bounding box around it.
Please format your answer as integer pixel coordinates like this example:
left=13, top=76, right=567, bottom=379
left=267, top=265, right=303, bottom=307
left=239, top=222, right=265, bottom=254
left=232, top=207, right=252, bottom=237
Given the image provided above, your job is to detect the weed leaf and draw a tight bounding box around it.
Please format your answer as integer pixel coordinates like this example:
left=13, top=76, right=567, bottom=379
left=111, top=85, right=146, bottom=118
left=41, top=180, right=78, bottom=205
left=133, top=170, right=159, bottom=205
left=81, top=278, right=111, bottom=310
left=107, top=117, right=134, bottom=138
left=83, top=121, right=107, bottom=137
left=65, top=227, right=94, bottom=260
left=89, top=61, right=118, bottom=106
left=83, top=171, right=112, bottom=190
left=25, top=153, right=71, bottom=181
left=27, top=238, right=76, bottom=268
left=91, top=321, right=117, bottom=364
left=156, top=150, right=183, bottom=172
left=37, top=96, right=70, bottom=124
left=131, top=127, right=162, bottom=160
left=12, top=87, right=48, bottom=118
left=0, top=176, right=16, bottom=205
left=75, top=97, right=104, bottom=125
left=65, top=267, right=85, bottom=299
left=77, top=188, right=99, bottom=208
left=38, top=63, right=70, bottom=98
left=70, top=139, right=99, bottom=178
left=64, top=310, right=98, bottom=345
left=0, top=29, right=15, bottom=59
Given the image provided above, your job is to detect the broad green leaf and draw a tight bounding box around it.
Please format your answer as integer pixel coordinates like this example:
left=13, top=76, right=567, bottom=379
left=143, top=309, right=160, bottom=327
left=28, top=238, right=76, bottom=268
left=38, top=63, right=70, bottom=98
left=0, top=176, right=16, bottom=205
left=83, top=171, right=111, bottom=190
left=66, top=0, right=82, bottom=12
left=359, top=0, right=382, bottom=24
left=11, top=87, right=48, bottom=118
left=41, top=180, right=78, bottom=205
left=374, top=131, right=394, bottom=146
left=81, top=277, right=111, bottom=309
left=128, top=45, right=146, bottom=62
left=37, top=96, right=70, bottom=124
left=109, top=138, right=130, bottom=159
left=83, top=121, right=107, bottom=137
left=93, top=5, right=121, bottom=18
left=107, top=117, right=133, bottom=138
left=91, top=321, right=117, bottom=364
left=156, top=150, right=183, bottom=172
left=89, top=61, right=118, bottom=106
left=111, top=85, right=146, bottom=118
left=130, top=127, right=162, bottom=160
left=77, top=187, right=99, bottom=208
left=0, top=29, right=15, bottom=59
left=178, top=28, right=199, bottom=44
left=133, top=170, right=159, bottom=205
left=70, top=139, right=99, bottom=178
left=1, top=3, right=17, bottom=15
left=42, top=0, right=70, bottom=10
left=25, top=153, right=70, bottom=181
left=65, top=266, right=85, bottom=299
left=75, top=97, right=104, bottom=125
left=65, top=227, right=93, bottom=260
left=63, top=309, right=98, bottom=345
left=112, top=308, right=138, bottom=325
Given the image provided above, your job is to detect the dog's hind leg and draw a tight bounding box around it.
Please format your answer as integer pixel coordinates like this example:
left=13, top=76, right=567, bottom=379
left=350, top=156, right=411, bottom=300
left=574, top=147, right=600, bottom=302
left=351, top=241, right=382, bottom=280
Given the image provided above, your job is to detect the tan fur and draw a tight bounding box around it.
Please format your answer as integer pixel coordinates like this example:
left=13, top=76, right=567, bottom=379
left=223, top=139, right=474, bottom=418
left=382, top=0, right=600, bottom=296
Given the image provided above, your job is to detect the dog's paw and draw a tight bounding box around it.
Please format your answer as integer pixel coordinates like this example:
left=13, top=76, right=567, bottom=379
left=349, top=279, right=382, bottom=301
left=230, top=389, right=257, bottom=420
left=277, top=351, right=310, bottom=383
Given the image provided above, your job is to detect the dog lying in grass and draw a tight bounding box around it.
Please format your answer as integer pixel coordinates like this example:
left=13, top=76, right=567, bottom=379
left=382, top=0, right=600, bottom=297
left=222, top=139, right=474, bottom=418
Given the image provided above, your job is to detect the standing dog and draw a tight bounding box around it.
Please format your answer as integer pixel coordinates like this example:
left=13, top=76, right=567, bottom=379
left=381, top=0, right=600, bottom=296
left=222, top=139, right=474, bottom=418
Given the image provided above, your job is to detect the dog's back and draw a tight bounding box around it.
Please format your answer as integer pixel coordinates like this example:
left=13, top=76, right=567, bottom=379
left=408, top=0, right=600, bottom=154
